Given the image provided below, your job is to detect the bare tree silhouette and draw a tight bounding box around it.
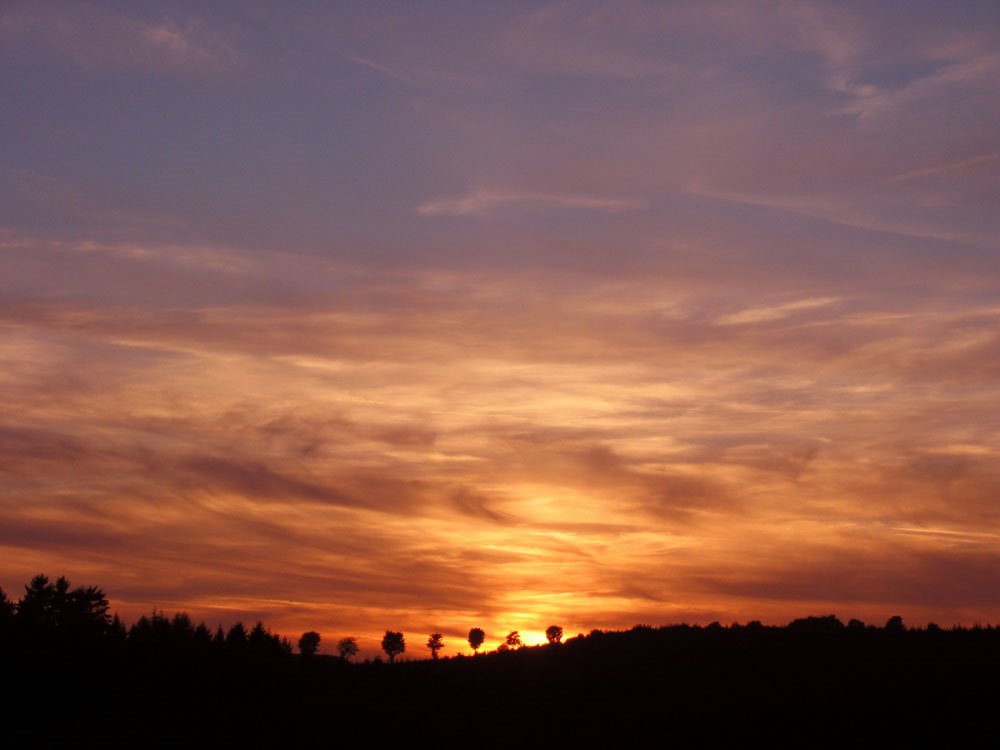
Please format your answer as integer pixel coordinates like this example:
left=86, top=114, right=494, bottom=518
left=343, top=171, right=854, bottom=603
left=505, top=630, right=522, bottom=650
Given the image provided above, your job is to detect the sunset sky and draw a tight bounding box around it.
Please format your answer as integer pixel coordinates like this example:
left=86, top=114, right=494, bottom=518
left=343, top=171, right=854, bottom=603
left=2, top=1, right=999, bottom=657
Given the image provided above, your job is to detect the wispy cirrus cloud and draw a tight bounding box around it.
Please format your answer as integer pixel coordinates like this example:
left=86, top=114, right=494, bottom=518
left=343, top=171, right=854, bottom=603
left=417, top=189, right=647, bottom=217
left=683, top=184, right=988, bottom=247
left=717, top=297, right=842, bottom=325
left=841, top=47, right=1000, bottom=123
left=3, top=7, right=247, bottom=74
left=347, top=55, right=414, bottom=85
left=886, top=152, right=1000, bottom=184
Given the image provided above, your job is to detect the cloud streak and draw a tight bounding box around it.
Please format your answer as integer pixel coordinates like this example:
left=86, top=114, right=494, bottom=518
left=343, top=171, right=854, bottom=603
left=417, top=190, right=647, bottom=217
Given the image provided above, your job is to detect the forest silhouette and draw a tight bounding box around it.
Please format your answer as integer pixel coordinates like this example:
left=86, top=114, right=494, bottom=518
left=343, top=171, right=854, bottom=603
left=2, top=574, right=998, bottom=742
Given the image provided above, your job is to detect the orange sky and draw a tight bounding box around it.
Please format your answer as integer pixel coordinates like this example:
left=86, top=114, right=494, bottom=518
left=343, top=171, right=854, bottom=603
left=4, top=266, right=998, bottom=655
left=2, top=1, right=999, bottom=657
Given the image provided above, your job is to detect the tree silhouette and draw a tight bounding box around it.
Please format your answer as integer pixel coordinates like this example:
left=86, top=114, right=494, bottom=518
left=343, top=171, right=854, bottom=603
left=885, top=615, right=905, bottom=633
left=128, top=610, right=168, bottom=649
left=298, top=631, right=321, bottom=658
left=0, top=588, right=13, bottom=637
left=108, top=613, right=127, bottom=644
left=505, top=630, right=522, bottom=650
left=57, top=583, right=110, bottom=639
left=249, top=621, right=285, bottom=656
left=193, top=622, right=212, bottom=644
left=545, top=625, right=563, bottom=644
left=171, top=613, right=194, bottom=640
left=338, top=636, right=358, bottom=662
left=14, top=574, right=110, bottom=642
left=382, top=630, right=405, bottom=663
left=468, top=627, right=485, bottom=654
left=18, top=574, right=57, bottom=632
left=226, top=622, right=248, bottom=647
left=426, top=632, right=444, bottom=659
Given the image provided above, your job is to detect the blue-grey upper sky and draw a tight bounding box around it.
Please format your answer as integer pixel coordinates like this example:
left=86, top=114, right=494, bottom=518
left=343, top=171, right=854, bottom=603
left=5, top=1, right=999, bottom=270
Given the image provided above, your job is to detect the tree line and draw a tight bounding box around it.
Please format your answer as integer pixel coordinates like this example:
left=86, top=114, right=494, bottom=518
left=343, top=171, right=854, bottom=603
left=0, top=574, right=569, bottom=663
left=5, top=574, right=999, bottom=743
left=328, top=624, right=567, bottom=663
left=4, top=573, right=996, bottom=667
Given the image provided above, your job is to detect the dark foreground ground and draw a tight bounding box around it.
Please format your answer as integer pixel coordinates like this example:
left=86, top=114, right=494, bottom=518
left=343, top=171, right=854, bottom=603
left=4, top=618, right=999, bottom=745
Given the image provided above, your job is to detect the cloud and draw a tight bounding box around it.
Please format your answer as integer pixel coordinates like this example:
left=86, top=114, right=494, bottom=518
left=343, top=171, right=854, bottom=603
left=3, top=1, right=1000, bottom=647
left=683, top=184, right=988, bottom=247
left=886, top=153, right=1000, bottom=184
left=701, top=546, right=1000, bottom=609
left=717, top=297, right=842, bottom=325
left=493, top=0, right=865, bottom=83
left=4, top=257, right=1000, bottom=644
left=347, top=55, right=413, bottom=85
left=10, top=9, right=247, bottom=74
left=417, top=190, right=647, bottom=217
left=841, top=48, right=1000, bottom=123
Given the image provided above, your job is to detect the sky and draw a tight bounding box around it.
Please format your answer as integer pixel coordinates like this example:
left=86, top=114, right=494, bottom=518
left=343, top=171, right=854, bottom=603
left=2, top=0, right=999, bottom=657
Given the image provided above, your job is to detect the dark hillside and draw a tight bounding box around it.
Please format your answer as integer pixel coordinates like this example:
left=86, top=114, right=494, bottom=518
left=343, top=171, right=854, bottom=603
left=2, top=579, right=997, bottom=743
